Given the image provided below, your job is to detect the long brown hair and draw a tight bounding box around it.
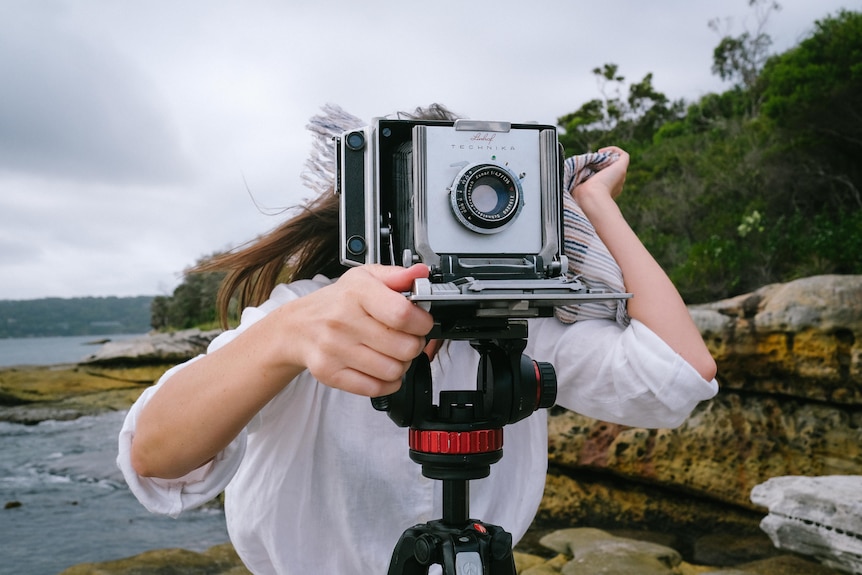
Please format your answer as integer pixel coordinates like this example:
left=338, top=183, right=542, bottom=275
left=198, top=104, right=459, bottom=327
left=195, top=190, right=346, bottom=327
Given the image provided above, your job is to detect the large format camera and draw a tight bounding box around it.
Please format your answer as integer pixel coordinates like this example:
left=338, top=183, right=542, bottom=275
left=336, top=117, right=618, bottom=323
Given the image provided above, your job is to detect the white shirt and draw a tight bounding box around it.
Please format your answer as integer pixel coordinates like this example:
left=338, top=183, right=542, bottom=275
left=117, top=276, right=717, bottom=574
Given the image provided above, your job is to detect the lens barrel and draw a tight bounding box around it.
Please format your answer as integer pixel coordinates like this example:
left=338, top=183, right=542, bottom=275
left=450, top=164, right=523, bottom=234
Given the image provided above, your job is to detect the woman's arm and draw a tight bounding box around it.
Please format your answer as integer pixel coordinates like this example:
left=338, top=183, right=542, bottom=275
left=130, top=264, right=434, bottom=479
left=572, top=147, right=717, bottom=382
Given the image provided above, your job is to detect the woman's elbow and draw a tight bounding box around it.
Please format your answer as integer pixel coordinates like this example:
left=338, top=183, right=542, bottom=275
left=129, top=437, right=160, bottom=478
left=129, top=434, right=212, bottom=480
left=677, top=337, right=718, bottom=382
left=693, top=352, right=718, bottom=383
left=129, top=435, right=181, bottom=479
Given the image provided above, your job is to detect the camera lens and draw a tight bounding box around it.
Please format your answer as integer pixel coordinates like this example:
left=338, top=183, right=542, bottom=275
left=450, top=164, right=523, bottom=234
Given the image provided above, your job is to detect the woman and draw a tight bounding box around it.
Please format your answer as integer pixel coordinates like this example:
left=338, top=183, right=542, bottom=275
left=118, top=105, right=717, bottom=574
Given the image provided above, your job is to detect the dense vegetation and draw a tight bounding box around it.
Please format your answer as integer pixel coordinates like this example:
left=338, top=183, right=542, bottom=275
left=0, top=296, right=153, bottom=338
left=154, top=5, right=861, bottom=329
left=558, top=6, right=862, bottom=302
left=149, top=264, right=225, bottom=330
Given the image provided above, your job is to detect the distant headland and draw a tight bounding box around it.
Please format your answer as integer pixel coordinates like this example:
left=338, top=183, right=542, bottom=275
left=0, top=296, right=154, bottom=338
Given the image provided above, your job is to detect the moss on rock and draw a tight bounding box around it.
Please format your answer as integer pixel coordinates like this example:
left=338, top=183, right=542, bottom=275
left=0, top=364, right=171, bottom=424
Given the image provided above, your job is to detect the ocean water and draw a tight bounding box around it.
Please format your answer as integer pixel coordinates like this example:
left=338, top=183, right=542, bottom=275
left=0, top=333, right=146, bottom=367
left=0, top=336, right=230, bottom=574
left=0, top=411, right=230, bottom=575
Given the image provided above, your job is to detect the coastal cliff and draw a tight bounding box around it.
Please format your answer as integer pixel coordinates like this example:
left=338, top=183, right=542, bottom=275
left=533, top=274, right=862, bottom=573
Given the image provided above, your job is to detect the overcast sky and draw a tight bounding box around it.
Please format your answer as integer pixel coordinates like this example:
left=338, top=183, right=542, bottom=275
left=0, top=0, right=854, bottom=300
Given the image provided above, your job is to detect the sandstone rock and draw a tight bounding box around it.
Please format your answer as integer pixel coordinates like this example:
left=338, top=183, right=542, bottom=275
left=692, top=275, right=862, bottom=404
left=546, top=391, right=862, bottom=513
left=751, top=475, right=862, bottom=574
left=514, top=551, right=551, bottom=573
left=538, top=528, right=682, bottom=575
left=521, top=553, right=570, bottom=574
left=537, top=275, right=862, bottom=541
left=692, top=532, right=782, bottom=567
left=57, top=543, right=250, bottom=575
left=536, top=469, right=763, bottom=536
left=82, top=328, right=222, bottom=366
left=732, top=553, right=847, bottom=574
left=0, top=364, right=160, bottom=423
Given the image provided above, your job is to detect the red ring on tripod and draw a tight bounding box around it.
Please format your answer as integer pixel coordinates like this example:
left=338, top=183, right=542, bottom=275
left=409, top=428, right=503, bottom=454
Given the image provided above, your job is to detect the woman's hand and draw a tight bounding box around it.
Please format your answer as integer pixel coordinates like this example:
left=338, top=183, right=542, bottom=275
left=276, top=263, right=435, bottom=397
left=572, top=146, right=630, bottom=206
left=131, top=263, right=434, bottom=479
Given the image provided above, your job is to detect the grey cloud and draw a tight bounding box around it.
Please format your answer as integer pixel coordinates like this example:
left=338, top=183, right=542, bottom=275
left=0, top=4, right=191, bottom=184
left=0, top=237, right=43, bottom=266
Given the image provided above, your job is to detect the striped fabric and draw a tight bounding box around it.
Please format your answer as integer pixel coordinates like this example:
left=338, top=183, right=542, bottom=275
left=554, top=152, right=630, bottom=327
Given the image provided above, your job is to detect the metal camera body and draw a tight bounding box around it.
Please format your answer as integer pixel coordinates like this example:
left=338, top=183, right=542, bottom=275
left=336, top=117, right=619, bottom=323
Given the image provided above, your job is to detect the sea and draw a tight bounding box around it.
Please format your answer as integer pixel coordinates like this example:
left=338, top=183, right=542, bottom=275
left=0, top=336, right=231, bottom=575
left=0, top=333, right=145, bottom=368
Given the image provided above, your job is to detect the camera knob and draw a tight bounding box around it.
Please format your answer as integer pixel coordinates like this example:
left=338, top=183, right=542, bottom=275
left=413, top=534, right=436, bottom=565
left=534, top=361, right=557, bottom=409
left=490, top=530, right=513, bottom=561
left=345, top=130, right=366, bottom=151
left=346, top=235, right=367, bottom=256
left=371, top=395, right=391, bottom=411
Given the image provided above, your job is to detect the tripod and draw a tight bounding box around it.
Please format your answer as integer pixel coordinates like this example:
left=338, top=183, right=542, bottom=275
left=372, top=319, right=557, bottom=574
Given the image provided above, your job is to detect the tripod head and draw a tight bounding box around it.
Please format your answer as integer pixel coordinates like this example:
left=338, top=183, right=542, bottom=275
left=372, top=318, right=556, bottom=481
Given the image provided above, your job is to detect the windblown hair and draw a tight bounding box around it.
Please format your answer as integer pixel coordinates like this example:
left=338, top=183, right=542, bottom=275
left=198, top=104, right=460, bottom=327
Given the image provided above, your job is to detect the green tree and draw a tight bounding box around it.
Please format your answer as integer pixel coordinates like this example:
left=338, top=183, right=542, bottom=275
left=557, top=64, right=683, bottom=154
left=150, top=295, right=170, bottom=330
left=759, top=10, right=862, bottom=210
left=709, top=1, right=780, bottom=88
left=150, top=256, right=226, bottom=330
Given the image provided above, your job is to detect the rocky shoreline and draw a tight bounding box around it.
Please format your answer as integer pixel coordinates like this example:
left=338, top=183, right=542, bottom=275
left=0, top=328, right=220, bottom=425
left=0, top=363, right=165, bottom=425
left=54, top=529, right=840, bottom=575
left=3, top=275, right=860, bottom=574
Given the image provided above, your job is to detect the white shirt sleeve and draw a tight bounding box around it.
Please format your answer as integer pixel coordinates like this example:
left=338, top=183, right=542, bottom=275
left=116, top=276, right=332, bottom=517
left=116, top=357, right=248, bottom=518
left=527, top=317, right=718, bottom=428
